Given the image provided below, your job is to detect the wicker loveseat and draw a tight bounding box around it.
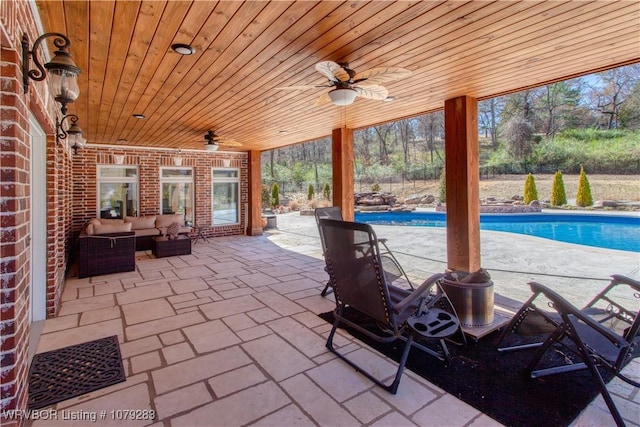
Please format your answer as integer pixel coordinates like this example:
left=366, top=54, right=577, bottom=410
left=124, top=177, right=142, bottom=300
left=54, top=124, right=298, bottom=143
left=84, top=214, right=191, bottom=251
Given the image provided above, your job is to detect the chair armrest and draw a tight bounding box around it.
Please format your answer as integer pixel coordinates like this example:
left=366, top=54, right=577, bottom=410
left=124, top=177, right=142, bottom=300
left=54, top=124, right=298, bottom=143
left=393, top=273, right=444, bottom=315
left=610, top=274, right=640, bottom=292
left=529, top=281, right=629, bottom=348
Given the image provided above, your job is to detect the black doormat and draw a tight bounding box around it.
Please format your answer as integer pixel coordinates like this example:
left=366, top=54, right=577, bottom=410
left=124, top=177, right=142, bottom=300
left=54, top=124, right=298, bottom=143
left=319, top=310, right=615, bottom=427
left=28, top=335, right=126, bottom=409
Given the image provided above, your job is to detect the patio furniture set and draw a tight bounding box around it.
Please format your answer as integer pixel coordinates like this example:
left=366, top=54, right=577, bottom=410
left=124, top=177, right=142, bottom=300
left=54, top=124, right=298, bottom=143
left=78, top=214, right=194, bottom=278
left=315, top=207, right=639, bottom=426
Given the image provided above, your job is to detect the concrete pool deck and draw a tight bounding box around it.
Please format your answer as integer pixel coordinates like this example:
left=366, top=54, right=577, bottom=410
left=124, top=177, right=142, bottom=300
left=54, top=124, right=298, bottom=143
left=265, top=209, right=640, bottom=310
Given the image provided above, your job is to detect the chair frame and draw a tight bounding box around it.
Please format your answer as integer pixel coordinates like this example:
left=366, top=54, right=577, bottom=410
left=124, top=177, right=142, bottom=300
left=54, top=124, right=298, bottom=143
left=320, top=218, right=460, bottom=394
left=497, top=276, right=640, bottom=427
left=315, top=206, right=413, bottom=297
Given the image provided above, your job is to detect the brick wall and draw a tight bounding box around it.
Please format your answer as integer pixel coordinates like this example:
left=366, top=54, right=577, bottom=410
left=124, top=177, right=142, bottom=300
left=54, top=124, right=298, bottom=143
left=72, top=146, right=248, bottom=238
left=1, top=1, right=74, bottom=421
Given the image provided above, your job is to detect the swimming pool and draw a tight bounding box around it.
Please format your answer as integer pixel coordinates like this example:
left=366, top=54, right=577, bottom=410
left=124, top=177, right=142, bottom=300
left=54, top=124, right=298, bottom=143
left=354, top=211, right=640, bottom=252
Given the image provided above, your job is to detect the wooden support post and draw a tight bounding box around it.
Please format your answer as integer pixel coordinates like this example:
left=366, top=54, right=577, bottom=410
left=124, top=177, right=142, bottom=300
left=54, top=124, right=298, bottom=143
left=444, top=96, right=481, bottom=272
left=246, top=150, right=263, bottom=236
left=332, top=127, right=355, bottom=221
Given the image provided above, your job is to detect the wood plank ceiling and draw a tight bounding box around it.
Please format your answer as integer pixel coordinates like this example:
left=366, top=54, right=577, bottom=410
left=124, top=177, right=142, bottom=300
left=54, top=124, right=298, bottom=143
left=35, top=0, right=640, bottom=152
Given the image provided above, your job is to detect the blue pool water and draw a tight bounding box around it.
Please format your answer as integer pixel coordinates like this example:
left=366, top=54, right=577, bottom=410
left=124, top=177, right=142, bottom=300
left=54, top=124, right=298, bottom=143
left=354, top=211, right=640, bottom=252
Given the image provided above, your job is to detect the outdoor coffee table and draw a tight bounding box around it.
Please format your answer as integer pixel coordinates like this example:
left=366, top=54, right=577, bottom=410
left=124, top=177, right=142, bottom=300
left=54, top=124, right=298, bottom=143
left=152, top=235, right=192, bottom=258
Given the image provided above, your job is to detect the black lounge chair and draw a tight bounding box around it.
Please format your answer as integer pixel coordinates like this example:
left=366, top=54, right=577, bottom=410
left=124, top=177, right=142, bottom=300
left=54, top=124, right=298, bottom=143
left=496, top=275, right=640, bottom=427
left=319, top=218, right=461, bottom=394
left=315, top=206, right=412, bottom=297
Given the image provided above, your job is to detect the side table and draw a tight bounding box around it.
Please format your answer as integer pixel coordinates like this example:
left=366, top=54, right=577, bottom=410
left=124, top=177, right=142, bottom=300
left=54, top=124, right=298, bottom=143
left=191, top=226, right=210, bottom=244
left=152, top=235, right=192, bottom=258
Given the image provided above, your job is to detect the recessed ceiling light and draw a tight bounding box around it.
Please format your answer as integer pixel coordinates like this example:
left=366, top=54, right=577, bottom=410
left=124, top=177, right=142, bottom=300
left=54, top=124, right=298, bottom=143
left=171, top=43, right=196, bottom=55
left=278, top=130, right=288, bottom=135
left=384, top=96, right=396, bottom=102
left=133, top=114, right=145, bottom=119
left=117, top=138, right=127, bottom=143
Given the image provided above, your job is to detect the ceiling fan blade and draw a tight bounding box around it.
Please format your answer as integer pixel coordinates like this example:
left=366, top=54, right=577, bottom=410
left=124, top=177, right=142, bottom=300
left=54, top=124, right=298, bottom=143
left=315, top=61, right=349, bottom=82
left=353, top=67, right=412, bottom=85
left=354, top=85, right=389, bottom=101
left=314, top=92, right=332, bottom=106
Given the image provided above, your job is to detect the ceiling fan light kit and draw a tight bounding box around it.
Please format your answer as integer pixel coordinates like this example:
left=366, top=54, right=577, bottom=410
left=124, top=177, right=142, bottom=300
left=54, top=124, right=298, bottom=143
left=328, top=88, right=357, bottom=106
left=202, top=130, right=242, bottom=150
left=278, top=61, right=411, bottom=108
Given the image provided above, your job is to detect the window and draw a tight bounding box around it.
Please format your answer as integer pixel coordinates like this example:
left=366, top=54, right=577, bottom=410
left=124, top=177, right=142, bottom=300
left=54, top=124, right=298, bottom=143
left=212, top=168, right=239, bottom=225
left=160, top=168, right=194, bottom=223
left=97, top=166, right=139, bottom=219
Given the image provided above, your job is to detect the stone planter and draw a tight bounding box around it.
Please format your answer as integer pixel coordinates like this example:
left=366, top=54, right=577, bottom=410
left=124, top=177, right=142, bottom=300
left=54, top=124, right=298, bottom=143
left=440, top=279, right=494, bottom=327
left=262, top=215, right=277, bottom=230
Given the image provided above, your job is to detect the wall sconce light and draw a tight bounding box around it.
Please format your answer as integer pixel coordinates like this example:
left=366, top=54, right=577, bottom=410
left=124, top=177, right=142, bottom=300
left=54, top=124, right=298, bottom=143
left=22, top=33, right=81, bottom=115
left=56, top=114, right=85, bottom=154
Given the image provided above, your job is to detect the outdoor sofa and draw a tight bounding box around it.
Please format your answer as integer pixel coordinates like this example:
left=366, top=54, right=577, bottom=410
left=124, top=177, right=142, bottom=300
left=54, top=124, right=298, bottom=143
left=83, top=214, right=191, bottom=251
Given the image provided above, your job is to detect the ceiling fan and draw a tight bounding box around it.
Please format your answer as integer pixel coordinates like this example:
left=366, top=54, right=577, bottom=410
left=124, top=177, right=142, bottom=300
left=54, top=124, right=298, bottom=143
left=203, top=130, right=242, bottom=151
left=277, top=61, right=412, bottom=106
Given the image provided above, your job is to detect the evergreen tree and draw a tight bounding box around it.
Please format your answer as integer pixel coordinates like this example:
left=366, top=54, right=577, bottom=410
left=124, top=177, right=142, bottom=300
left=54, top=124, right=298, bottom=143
left=576, top=166, right=593, bottom=207
left=307, top=183, right=315, bottom=201
left=438, top=166, right=446, bottom=203
left=323, top=183, right=331, bottom=200
left=271, top=182, right=279, bottom=208
left=550, top=170, right=567, bottom=206
left=523, top=173, right=538, bottom=204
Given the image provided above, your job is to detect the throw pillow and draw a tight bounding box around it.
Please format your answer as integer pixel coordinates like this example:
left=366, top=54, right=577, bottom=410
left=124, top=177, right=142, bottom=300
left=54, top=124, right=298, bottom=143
left=166, top=222, right=181, bottom=240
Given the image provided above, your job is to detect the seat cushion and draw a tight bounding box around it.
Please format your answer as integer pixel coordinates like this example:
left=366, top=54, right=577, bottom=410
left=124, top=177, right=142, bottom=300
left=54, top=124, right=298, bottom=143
left=92, top=222, right=133, bottom=235
left=134, top=228, right=161, bottom=237
left=125, top=215, right=157, bottom=230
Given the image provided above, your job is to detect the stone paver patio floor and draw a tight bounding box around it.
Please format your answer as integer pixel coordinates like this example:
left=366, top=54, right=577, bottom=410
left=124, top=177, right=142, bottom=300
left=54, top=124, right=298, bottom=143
left=28, top=223, right=638, bottom=427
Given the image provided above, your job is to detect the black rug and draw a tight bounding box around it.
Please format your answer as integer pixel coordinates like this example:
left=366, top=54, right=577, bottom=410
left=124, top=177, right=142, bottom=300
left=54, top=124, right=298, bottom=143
left=28, top=335, right=126, bottom=409
left=319, top=310, right=615, bottom=427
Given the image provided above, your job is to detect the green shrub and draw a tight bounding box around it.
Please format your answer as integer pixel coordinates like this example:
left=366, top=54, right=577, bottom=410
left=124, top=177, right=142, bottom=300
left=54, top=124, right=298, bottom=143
left=322, top=183, right=331, bottom=200
left=576, top=166, right=593, bottom=207
left=371, top=182, right=381, bottom=192
left=439, top=166, right=446, bottom=203
left=550, top=170, right=567, bottom=206
left=271, top=182, right=280, bottom=208
left=307, top=183, right=315, bottom=201
left=523, top=173, right=538, bottom=204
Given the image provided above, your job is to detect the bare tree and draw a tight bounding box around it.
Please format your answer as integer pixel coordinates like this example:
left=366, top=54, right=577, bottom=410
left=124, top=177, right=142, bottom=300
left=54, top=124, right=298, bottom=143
left=479, top=97, right=502, bottom=147
left=396, top=119, right=414, bottom=166
left=503, top=116, right=535, bottom=159
left=354, top=128, right=373, bottom=166
left=416, top=111, right=444, bottom=164
left=539, top=81, right=579, bottom=138
left=587, top=65, right=640, bottom=129
left=373, top=123, right=395, bottom=165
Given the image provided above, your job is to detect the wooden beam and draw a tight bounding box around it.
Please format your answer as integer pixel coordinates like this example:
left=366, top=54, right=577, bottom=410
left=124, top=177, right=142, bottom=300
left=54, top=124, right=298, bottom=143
left=246, top=150, right=263, bottom=236
left=444, top=96, right=481, bottom=273
left=331, top=127, right=354, bottom=221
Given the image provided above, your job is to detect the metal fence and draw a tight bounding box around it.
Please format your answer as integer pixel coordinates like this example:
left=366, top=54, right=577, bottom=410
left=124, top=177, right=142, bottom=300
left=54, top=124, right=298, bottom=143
left=263, top=159, right=639, bottom=201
